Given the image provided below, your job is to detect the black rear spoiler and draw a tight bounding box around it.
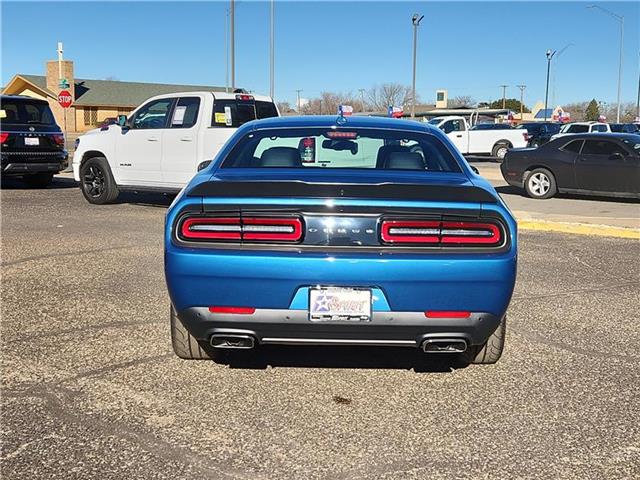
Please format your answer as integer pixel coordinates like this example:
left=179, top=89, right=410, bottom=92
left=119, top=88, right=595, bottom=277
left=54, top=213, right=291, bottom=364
left=187, top=181, right=497, bottom=203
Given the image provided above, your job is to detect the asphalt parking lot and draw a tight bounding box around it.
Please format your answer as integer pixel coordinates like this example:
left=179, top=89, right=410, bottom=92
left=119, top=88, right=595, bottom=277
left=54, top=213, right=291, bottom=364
left=2, top=176, right=639, bottom=479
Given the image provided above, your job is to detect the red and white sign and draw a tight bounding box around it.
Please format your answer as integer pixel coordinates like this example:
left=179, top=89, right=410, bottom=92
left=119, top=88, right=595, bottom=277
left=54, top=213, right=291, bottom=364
left=58, top=90, right=73, bottom=108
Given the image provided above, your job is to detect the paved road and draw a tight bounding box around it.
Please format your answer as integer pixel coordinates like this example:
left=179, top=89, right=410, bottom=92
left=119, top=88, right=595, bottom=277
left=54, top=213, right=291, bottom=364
left=471, top=161, right=640, bottom=229
left=2, top=177, right=639, bottom=479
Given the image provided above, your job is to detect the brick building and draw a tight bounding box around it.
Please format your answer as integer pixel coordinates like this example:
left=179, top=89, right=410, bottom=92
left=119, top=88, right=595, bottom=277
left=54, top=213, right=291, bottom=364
left=2, top=59, right=226, bottom=133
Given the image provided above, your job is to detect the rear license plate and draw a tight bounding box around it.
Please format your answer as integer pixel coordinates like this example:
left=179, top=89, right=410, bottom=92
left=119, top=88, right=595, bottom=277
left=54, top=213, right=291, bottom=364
left=24, top=137, right=39, bottom=146
left=309, top=287, right=372, bottom=322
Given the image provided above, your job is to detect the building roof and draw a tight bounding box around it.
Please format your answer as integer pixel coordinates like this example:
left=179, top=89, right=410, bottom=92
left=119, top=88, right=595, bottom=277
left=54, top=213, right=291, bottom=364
left=18, top=74, right=228, bottom=107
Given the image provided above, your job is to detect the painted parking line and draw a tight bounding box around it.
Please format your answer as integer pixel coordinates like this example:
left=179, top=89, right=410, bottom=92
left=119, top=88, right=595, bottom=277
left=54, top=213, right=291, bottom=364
left=518, top=220, right=640, bottom=239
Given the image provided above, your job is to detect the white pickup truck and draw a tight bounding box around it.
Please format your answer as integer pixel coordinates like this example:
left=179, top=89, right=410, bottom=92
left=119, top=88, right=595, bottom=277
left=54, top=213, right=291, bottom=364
left=427, top=116, right=528, bottom=160
left=73, top=91, right=278, bottom=204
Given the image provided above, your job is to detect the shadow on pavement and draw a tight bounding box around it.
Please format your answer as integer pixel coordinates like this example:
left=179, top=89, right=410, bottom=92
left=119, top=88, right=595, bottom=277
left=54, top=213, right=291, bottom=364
left=213, top=345, right=469, bottom=373
left=0, top=176, right=78, bottom=190
left=495, top=185, right=640, bottom=204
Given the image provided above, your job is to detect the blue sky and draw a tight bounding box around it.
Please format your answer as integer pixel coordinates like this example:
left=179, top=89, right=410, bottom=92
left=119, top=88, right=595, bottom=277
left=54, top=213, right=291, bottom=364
left=2, top=1, right=639, bottom=108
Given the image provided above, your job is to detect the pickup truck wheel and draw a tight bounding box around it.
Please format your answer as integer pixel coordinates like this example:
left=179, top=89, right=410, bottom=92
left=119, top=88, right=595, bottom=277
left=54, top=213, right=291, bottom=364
left=170, top=306, right=212, bottom=360
left=80, top=157, right=119, bottom=204
left=463, top=315, right=506, bottom=365
left=525, top=168, right=557, bottom=199
left=23, top=173, right=53, bottom=188
left=491, top=142, right=510, bottom=161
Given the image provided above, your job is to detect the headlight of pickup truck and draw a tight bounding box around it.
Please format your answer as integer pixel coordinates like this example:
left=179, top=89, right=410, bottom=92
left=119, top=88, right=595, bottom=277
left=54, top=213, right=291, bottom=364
left=197, top=160, right=212, bottom=172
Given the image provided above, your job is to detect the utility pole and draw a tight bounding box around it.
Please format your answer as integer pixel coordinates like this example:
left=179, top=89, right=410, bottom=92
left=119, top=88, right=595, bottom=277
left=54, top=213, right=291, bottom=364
left=637, top=51, right=640, bottom=120
left=296, top=89, right=303, bottom=113
left=517, top=84, right=526, bottom=121
left=225, top=7, right=229, bottom=92
left=411, top=13, right=424, bottom=118
left=358, top=88, right=366, bottom=112
left=269, top=0, right=274, bottom=99
left=587, top=5, right=623, bottom=123
left=544, top=49, right=556, bottom=121
left=500, top=85, right=508, bottom=109
left=230, top=0, right=235, bottom=90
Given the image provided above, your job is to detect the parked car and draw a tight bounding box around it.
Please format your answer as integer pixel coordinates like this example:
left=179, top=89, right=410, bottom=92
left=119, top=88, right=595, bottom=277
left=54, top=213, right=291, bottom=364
left=469, top=123, right=513, bottom=130
left=609, top=123, right=639, bottom=134
left=165, top=115, right=518, bottom=365
left=516, top=122, right=562, bottom=147
left=550, top=121, right=611, bottom=140
left=72, top=91, right=279, bottom=204
left=427, top=116, right=528, bottom=160
left=0, top=94, right=68, bottom=187
left=501, top=133, right=640, bottom=199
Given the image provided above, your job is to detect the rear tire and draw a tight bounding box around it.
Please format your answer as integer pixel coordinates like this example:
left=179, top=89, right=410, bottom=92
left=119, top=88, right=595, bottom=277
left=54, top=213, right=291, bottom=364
left=170, top=306, right=213, bottom=360
left=491, top=142, right=510, bottom=161
left=524, top=167, right=557, bottom=199
left=23, top=173, right=53, bottom=188
left=80, top=157, right=119, bottom=204
left=463, top=315, right=506, bottom=365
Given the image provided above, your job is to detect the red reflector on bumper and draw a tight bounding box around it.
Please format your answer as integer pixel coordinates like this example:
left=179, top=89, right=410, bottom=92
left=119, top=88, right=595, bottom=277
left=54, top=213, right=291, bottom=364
left=425, top=311, right=471, bottom=318
left=208, top=306, right=256, bottom=315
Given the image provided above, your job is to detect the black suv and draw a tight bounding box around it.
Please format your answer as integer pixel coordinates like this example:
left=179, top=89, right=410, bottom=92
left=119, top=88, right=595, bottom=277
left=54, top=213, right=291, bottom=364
left=1, top=95, right=68, bottom=187
left=516, top=122, right=562, bottom=148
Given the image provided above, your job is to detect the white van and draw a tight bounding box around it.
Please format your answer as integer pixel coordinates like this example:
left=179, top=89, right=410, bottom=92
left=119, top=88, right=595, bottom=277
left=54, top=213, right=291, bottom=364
left=72, top=91, right=278, bottom=204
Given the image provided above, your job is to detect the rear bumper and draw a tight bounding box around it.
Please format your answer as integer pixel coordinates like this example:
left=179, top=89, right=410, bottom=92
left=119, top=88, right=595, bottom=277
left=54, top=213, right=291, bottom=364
left=500, top=162, right=524, bottom=188
left=2, top=151, right=68, bottom=175
left=177, top=307, right=502, bottom=347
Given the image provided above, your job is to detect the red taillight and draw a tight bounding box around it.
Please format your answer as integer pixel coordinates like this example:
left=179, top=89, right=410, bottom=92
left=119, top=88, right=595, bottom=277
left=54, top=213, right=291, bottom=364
left=52, top=134, right=65, bottom=146
left=179, top=216, right=302, bottom=243
left=208, top=306, right=255, bottom=314
left=425, top=311, right=471, bottom=318
left=242, top=217, right=302, bottom=241
left=181, top=217, right=241, bottom=240
left=380, top=219, right=502, bottom=247
left=381, top=220, right=440, bottom=244
left=0, top=132, right=8, bottom=144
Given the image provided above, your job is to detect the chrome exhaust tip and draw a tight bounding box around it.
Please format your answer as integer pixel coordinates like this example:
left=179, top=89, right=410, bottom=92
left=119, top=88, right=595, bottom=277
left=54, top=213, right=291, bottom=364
left=421, top=338, right=467, bottom=353
left=210, top=334, right=255, bottom=349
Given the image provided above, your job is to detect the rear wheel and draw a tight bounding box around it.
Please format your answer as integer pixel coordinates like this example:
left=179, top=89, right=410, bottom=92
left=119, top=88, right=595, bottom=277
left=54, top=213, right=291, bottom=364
left=80, top=157, right=119, bottom=204
left=525, top=167, right=557, bottom=199
left=170, top=306, right=212, bottom=360
left=463, top=315, right=506, bottom=364
left=23, top=173, right=53, bottom=188
left=491, top=142, right=510, bottom=161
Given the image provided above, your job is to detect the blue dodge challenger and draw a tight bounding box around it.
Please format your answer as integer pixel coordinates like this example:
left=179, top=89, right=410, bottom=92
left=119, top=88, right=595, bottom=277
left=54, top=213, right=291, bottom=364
left=165, top=115, right=517, bottom=364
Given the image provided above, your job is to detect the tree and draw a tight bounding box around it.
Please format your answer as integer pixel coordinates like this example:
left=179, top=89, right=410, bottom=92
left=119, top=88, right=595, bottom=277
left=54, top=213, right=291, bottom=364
left=485, top=98, right=530, bottom=113
left=585, top=99, right=600, bottom=121
left=276, top=101, right=294, bottom=115
left=367, top=83, right=417, bottom=111
left=449, top=96, right=476, bottom=108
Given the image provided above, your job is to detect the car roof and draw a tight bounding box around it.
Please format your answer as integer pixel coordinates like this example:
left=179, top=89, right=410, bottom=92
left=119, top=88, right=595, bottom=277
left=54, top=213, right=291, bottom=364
left=553, top=132, right=634, bottom=141
left=247, top=115, right=436, bottom=133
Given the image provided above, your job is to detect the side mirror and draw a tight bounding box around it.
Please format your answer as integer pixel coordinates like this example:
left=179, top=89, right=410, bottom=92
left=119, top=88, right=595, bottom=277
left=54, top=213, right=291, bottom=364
left=610, top=152, right=624, bottom=161
left=470, top=165, right=480, bottom=175
left=117, top=115, right=128, bottom=127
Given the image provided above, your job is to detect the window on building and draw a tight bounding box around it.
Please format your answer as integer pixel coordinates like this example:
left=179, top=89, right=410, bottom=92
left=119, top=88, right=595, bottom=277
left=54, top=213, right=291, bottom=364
left=84, top=107, right=98, bottom=126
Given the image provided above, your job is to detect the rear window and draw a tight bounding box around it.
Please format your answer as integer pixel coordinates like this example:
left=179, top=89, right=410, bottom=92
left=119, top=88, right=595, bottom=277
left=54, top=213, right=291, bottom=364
left=0, top=99, right=56, bottom=125
left=222, top=127, right=462, bottom=172
left=212, top=99, right=278, bottom=128
left=563, top=124, right=589, bottom=134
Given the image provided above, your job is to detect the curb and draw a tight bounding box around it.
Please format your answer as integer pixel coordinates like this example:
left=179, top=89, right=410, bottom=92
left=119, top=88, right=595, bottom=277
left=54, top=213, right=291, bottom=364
left=518, top=220, right=640, bottom=239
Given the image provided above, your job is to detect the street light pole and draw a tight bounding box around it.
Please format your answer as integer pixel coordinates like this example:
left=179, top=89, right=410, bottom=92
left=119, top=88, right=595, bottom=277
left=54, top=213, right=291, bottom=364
left=517, top=84, right=526, bottom=121
left=411, top=13, right=424, bottom=119
left=544, top=49, right=556, bottom=121
left=269, top=0, right=274, bottom=99
left=230, top=0, right=235, bottom=90
left=296, top=89, right=303, bottom=113
left=500, top=84, right=508, bottom=109
left=587, top=5, right=624, bottom=123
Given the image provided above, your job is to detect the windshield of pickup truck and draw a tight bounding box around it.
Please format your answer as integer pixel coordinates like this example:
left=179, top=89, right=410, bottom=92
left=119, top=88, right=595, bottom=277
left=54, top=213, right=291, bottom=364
left=222, top=127, right=462, bottom=172
left=0, top=99, right=56, bottom=125
left=212, top=99, right=278, bottom=128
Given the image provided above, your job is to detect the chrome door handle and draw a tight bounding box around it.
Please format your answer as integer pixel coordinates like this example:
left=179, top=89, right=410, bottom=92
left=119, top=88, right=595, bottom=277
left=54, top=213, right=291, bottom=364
left=147, top=136, right=159, bottom=142
left=180, top=136, right=193, bottom=142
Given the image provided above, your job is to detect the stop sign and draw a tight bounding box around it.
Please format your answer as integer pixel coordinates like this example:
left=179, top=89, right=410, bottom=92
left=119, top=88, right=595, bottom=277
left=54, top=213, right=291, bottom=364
left=58, top=90, right=73, bottom=108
